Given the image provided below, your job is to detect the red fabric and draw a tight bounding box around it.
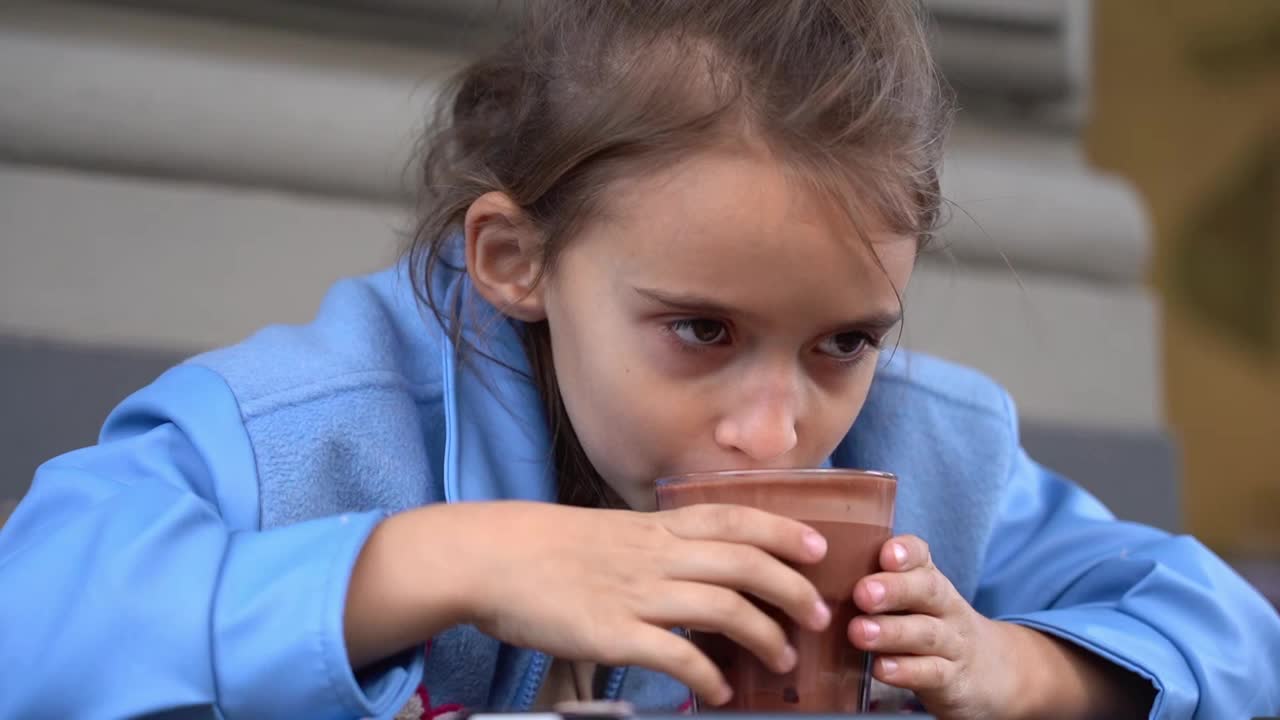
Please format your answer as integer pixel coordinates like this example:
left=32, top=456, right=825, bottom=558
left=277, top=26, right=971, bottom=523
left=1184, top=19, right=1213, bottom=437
left=427, top=702, right=464, bottom=718
left=415, top=639, right=465, bottom=720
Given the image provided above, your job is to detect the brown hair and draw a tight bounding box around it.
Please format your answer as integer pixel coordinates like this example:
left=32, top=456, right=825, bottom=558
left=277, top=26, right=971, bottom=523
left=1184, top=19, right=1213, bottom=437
left=407, top=0, right=953, bottom=507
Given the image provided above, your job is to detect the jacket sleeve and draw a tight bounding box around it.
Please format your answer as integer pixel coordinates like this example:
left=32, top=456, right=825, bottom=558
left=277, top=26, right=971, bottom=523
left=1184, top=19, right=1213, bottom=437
left=974, top=432, right=1280, bottom=718
left=0, top=364, right=424, bottom=720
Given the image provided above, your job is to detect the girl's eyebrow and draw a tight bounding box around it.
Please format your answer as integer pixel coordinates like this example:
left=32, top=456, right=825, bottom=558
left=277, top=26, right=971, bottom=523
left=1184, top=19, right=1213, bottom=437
left=634, top=286, right=738, bottom=317
left=633, top=286, right=902, bottom=332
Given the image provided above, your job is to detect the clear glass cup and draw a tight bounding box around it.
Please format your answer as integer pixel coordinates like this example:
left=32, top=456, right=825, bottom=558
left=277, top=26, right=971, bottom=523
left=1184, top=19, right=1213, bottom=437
left=655, top=469, right=897, bottom=713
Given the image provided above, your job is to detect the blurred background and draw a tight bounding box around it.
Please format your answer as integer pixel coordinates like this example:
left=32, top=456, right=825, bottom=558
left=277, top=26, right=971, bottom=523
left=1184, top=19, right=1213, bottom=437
left=0, top=1, right=1275, bottom=599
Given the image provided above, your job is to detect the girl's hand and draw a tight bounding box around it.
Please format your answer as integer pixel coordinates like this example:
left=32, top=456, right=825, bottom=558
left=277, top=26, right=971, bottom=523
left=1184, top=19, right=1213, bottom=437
left=847, top=535, right=1152, bottom=720
left=442, top=501, right=831, bottom=705
left=848, top=534, right=1016, bottom=720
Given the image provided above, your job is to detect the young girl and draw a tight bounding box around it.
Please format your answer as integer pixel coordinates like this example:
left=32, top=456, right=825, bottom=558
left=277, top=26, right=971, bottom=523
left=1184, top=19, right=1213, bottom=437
left=1, top=2, right=1276, bottom=718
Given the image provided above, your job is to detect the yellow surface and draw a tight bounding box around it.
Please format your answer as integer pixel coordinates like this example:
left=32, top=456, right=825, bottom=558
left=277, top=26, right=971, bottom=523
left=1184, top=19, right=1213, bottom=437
left=1088, top=0, right=1280, bottom=555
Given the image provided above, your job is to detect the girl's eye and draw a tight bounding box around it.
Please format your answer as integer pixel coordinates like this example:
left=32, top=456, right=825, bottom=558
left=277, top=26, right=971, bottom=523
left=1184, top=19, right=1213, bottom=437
left=669, top=318, right=730, bottom=346
left=816, top=331, right=874, bottom=360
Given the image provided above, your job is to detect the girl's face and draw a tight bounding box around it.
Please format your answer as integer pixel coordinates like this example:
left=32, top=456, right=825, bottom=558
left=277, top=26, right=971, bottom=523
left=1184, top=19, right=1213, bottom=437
left=538, top=148, right=917, bottom=510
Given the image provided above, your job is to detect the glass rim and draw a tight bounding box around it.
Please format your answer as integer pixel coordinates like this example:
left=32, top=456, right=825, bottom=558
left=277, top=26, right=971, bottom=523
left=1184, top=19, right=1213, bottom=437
left=656, top=467, right=896, bottom=487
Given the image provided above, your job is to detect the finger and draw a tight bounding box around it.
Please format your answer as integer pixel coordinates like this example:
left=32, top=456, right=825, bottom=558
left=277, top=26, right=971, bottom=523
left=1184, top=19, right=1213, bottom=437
left=854, top=566, right=955, bottom=616
left=612, top=623, right=734, bottom=706
left=872, top=654, right=955, bottom=692
left=660, top=504, right=827, bottom=565
left=669, top=540, right=829, bottom=630
left=644, top=581, right=797, bottom=674
left=880, top=534, right=932, bottom=572
left=848, top=613, right=960, bottom=660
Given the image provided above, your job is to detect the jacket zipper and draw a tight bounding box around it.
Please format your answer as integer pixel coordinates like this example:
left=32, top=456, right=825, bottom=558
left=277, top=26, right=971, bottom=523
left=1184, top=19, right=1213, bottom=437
left=515, top=651, right=550, bottom=710
left=514, top=655, right=629, bottom=709
left=602, top=667, right=627, bottom=700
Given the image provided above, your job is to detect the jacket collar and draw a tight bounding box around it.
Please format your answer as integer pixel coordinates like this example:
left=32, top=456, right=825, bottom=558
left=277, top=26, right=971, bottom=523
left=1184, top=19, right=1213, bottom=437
left=439, top=271, right=558, bottom=504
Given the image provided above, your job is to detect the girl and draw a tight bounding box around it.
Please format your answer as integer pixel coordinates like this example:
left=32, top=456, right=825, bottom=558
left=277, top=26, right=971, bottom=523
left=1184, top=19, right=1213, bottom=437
left=1, top=2, right=1277, bottom=719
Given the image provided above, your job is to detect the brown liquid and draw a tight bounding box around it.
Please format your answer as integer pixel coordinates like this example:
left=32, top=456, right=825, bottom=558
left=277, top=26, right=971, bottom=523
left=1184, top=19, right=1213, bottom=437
left=690, top=521, right=890, bottom=712
left=655, top=471, right=896, bottom=713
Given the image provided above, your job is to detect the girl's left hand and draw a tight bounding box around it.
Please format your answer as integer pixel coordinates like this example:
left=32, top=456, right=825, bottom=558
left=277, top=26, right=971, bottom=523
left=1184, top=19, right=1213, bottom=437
left=847, top=535, right=1020, bottom=720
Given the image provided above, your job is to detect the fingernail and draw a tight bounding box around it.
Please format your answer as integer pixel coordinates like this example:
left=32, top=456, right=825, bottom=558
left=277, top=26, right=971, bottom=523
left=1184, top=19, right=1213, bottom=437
left=891, top=542, right=908, bottom=566
left=812, top=600, right=832, bottom=628
left=880, top=657, right=898, bottom=676
left=803, top=530, right=827, bottom=558
left=861, top=619, right=880, bottom=642
left=717, top=683, right=734, bottom=705
left=865, top=581, right=886, bottom=607
left=778, top=644, right=797, bottom=672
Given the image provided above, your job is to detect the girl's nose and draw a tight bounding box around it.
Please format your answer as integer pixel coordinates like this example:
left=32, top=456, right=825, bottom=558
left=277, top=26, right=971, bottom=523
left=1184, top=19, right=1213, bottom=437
left=713, top=377, right=799, bottom=463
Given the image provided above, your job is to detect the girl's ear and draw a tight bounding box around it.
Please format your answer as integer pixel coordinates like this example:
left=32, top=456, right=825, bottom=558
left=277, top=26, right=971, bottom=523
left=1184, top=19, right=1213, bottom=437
left=464, top=192, right=548, bottom=322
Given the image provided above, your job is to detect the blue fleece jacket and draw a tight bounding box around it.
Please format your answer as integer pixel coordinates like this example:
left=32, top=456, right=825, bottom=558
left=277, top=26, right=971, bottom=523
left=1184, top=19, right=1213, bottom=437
left=1, top=261, right=1277, bottom=719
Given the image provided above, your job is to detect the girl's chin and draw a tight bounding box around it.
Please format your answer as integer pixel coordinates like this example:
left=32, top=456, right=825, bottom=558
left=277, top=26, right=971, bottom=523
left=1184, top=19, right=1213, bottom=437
left=601, top=477, right=661, bottom=512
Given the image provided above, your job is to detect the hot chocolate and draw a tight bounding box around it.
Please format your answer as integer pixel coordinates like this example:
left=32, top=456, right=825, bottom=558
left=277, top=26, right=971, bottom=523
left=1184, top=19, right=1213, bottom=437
left=655, top=470, right=896, bottom=713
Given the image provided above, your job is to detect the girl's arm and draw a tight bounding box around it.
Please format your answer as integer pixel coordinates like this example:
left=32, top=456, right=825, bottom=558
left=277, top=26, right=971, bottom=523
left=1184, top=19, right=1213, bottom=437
left=0, top=365, right=423, bottom=720
left=0, top=367, right=832, bottom=717
left=343, top=503, right=474, bottom=669
left=974, top=445, right=1280, bottom=719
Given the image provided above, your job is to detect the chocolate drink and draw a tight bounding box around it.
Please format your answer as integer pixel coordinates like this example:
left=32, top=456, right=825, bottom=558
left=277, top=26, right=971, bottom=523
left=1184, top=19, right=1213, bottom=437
left=655, top=470, right=896, bottom=713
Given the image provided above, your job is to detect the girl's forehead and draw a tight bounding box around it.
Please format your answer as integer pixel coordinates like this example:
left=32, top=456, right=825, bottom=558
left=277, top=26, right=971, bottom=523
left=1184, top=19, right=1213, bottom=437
left=563, top=152, right=916, bottom=328
left=585, top=148, right=911, bottom=270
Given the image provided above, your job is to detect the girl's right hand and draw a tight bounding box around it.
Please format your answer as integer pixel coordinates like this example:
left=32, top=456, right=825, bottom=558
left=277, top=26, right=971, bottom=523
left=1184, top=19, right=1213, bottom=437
left=349, top=500, right=830, bottom=706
